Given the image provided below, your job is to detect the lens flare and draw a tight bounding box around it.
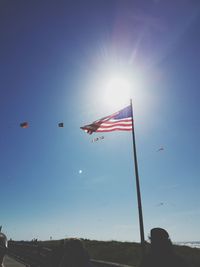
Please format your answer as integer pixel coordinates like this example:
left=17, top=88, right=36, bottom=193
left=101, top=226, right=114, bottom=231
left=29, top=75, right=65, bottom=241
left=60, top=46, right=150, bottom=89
left=103, top=76, right=131, bottom=109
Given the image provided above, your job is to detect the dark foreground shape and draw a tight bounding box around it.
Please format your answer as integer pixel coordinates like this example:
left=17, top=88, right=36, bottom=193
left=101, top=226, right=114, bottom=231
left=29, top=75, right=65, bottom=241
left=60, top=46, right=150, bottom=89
left=140, top=227, right=189, bottom=267
left=0, top=230, right=8, bottom=266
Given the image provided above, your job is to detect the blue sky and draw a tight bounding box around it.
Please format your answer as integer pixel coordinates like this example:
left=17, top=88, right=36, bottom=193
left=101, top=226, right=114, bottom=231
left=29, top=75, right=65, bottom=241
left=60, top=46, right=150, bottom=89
left=0, top=0, right=199, bottom=242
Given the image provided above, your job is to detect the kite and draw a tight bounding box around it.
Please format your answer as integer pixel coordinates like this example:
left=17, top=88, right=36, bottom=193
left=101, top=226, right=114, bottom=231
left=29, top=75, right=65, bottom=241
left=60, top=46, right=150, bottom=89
left=91, top=136, right=105, bottom=143
left=157, top=147, right=164, bottom=152
left=157, top=202, right=164, bottom=206
left=58, top=122, right=64, bottom=127
left=20, top=122, right=29, bottom=128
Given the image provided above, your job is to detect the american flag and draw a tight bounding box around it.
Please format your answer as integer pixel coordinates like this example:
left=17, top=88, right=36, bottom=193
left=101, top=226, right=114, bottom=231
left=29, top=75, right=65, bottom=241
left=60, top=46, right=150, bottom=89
left=81, top=105, right=133, bottom=134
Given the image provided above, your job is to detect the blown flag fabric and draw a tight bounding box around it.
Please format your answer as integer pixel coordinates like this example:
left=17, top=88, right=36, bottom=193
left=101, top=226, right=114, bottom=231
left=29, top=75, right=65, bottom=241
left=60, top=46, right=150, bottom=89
left=81, top=105, right=133, bottom=134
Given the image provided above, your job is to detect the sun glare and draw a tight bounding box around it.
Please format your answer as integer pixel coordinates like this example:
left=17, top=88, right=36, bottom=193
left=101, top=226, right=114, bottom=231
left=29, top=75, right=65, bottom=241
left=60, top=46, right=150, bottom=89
left=104, top=76, right=131, bottom=109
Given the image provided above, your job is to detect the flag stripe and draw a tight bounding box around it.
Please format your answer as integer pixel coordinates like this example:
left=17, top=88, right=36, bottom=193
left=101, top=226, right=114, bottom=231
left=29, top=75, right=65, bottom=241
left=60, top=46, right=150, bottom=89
left=100, top=121, right=132, bottom=126
left=98, top=123, right=132, bottom=129
left=101, top=119, right=132, bottom=124
left=96, top=128, right=132, bottom=132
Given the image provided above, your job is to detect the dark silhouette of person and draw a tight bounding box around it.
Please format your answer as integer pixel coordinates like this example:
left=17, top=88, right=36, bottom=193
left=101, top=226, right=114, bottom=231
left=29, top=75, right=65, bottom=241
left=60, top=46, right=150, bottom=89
left=59, top=238, right=93, bottom=267
left=140, top=228, right=189, bottom=267
left=0, top=227, right=7, bottom=267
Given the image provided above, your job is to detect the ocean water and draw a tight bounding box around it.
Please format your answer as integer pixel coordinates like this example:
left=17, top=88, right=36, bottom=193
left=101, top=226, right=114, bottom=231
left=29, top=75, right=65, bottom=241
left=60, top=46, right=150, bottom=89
left=175, top=242, right=200, bottom=249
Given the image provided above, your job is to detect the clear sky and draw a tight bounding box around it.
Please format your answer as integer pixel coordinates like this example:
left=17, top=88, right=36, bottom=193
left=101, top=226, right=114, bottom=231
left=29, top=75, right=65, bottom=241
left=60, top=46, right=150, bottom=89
left=0, top=0, right=199, bottom=242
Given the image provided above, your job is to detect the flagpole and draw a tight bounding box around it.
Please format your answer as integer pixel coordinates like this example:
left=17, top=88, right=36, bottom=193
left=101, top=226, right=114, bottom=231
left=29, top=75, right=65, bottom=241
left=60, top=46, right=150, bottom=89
left=130, top=99, right=145, bottom=254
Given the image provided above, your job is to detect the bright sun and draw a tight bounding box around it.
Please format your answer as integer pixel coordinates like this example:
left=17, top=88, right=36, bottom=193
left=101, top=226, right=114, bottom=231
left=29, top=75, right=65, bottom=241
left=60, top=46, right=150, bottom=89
left=103, top=76, right=131, bottom=108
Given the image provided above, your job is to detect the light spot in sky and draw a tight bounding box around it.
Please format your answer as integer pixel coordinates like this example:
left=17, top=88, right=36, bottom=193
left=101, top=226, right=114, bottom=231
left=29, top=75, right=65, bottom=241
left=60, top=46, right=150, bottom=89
left=79, top=170, right=82, bottom=174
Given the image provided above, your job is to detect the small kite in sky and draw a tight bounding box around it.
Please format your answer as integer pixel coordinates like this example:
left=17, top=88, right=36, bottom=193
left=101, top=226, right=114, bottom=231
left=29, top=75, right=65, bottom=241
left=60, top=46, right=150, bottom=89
left=157, top=202, right=164, bottom=206
left=20, top=122, right=29, bottom=128
left=91, top=136, right=105, bottom=143
left=157, top=147, right=164, bottom=152
left=58, top=122, right=64, bottom=127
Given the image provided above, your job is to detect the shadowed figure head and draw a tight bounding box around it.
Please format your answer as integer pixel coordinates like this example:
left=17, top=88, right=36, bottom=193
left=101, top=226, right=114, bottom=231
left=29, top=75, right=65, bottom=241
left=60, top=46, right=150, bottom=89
left=140, top=227, right=189, bottom=267
left=150, top=228, right=172, bottom=254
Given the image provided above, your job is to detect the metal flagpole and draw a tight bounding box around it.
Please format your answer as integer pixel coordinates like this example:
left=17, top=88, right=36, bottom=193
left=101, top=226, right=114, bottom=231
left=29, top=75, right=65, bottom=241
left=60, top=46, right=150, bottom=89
left=130, top=99, right=145, bottom=255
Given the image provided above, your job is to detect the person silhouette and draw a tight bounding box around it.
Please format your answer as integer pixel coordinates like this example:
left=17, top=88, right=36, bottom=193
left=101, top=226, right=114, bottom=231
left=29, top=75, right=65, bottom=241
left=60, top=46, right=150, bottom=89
left=0, top=227, right=7, bottom=267
left=140, top=228, right=188, bottom=267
